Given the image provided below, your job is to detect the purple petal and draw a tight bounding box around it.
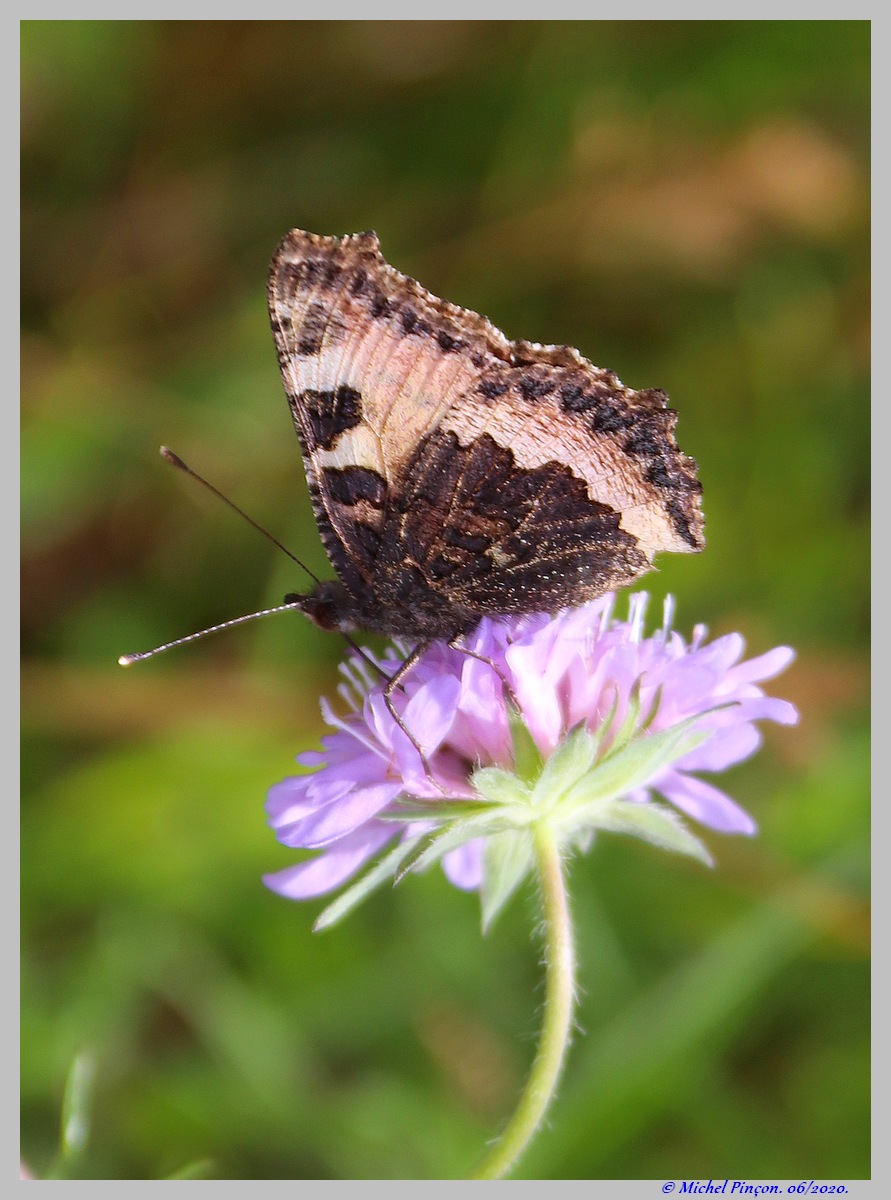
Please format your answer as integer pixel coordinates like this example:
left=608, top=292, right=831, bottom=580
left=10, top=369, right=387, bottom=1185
left=507, top=642, right=566, bottom=751
left=320, top=697, right=389, bottom=760
left=265, top=776, right=315, bottom=823
left=297, top=749, right=327, bottom=767
left=402, top=673, right=462, bottom=754
left=449, top=656, right=511, bottom=763
left=659, top=771, right=757, bottom=835
left=278, top=781, right=404, bottom=848
left=693, top=632, right=747, bottom=673
left=442, top=839, right=485, bottom=890
left=263, top=823, right=397, bottom=898
left=361, top=692, right=430, bottom=787
left=677, top=723, right=763, bottom=771
left=726, top=645, right=796, bottom=686
left=733, top=697, right=799, bottom=725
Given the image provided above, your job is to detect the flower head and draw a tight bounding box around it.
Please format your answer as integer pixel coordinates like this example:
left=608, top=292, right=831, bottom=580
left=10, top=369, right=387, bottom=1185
left=265, top=594, right=797, bottom=929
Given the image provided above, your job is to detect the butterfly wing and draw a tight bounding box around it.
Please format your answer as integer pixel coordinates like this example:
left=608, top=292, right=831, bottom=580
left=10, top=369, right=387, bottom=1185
left=267, top=229, right=704, bottom=637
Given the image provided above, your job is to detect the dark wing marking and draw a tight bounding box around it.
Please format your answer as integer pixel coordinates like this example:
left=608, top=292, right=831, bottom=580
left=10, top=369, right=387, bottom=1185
left=383, top=431, right=648, bottom=618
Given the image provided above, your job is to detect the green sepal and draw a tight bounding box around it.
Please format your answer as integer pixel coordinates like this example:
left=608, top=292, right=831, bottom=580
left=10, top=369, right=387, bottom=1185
left=313, top=834, right=425, bottom=931
left=471, top=765, right=531, bottom=808
left=586, top=689, right=621, bottom=758
left=60, top=1051, right=94, bottom=1159
left=480, top=828, right=535, bottom=933
left=394, top=813, right=497, bottom=881
left=609, top=678, right=644, bottom=753
left=167, top=1159, right=216, bottom=1180
left=529, top=723, right=597, bottom=812
left=593, top=798, right=714, bottom=866
left=384, top=794, right=496, bottom=823
left=556, top=714, right=714, bottom=824
left=508, top=704, right=545, bottom=785
left=572, top=826, right=596, bottom=855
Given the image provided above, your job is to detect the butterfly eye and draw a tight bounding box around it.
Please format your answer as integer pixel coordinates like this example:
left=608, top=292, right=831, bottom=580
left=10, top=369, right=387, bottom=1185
left=284, top=583, right=356, bottom=634
left=309, top=601, right=342, bottom=632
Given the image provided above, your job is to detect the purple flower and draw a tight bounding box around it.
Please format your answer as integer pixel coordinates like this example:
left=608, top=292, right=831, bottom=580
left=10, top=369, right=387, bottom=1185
left=264, top=594, right=797, bottom=928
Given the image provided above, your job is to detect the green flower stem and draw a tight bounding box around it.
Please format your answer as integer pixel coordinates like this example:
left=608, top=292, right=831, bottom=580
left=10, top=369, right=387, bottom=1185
left=470, top=823, right=576, bottom=1180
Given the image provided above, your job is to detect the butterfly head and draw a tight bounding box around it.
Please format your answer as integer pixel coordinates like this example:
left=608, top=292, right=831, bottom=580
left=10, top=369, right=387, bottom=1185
left=283, top=581, right=363, bottom=634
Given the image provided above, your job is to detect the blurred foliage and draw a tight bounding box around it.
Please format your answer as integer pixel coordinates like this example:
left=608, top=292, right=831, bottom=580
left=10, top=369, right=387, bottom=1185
left=21, top=20, right=869, bottom=1180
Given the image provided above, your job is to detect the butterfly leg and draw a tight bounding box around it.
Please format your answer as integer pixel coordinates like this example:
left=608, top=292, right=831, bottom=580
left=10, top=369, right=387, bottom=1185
left=382, top=642, right=439, bottom=783
left=447, top=635, right=520, bottom=714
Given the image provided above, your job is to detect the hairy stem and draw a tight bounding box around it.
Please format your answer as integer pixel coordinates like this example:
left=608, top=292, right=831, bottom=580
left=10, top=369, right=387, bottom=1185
left=469, top=824, right=576, bottom=1179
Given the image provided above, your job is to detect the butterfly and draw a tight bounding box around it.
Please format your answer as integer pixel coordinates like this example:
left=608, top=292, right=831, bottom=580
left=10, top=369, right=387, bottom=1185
left=267, top=228, right=704, bottom=647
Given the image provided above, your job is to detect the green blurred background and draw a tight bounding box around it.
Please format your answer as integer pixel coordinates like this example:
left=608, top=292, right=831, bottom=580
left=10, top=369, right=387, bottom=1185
left=21, top=20, right=869, bottom=1180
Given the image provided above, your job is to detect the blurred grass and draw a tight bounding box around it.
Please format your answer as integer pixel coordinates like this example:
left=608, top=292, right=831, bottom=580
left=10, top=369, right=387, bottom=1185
left=21, top=20, right=869, bottom=1179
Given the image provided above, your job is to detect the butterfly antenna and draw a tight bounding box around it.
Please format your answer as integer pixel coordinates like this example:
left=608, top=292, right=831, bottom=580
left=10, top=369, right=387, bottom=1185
left=118, top=602, right=304, bottom=666
left=160, top=446, right=321, bottom=584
